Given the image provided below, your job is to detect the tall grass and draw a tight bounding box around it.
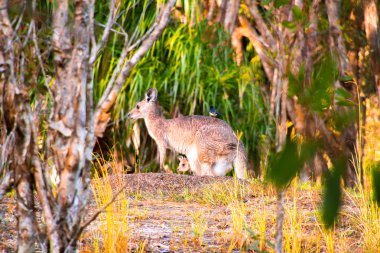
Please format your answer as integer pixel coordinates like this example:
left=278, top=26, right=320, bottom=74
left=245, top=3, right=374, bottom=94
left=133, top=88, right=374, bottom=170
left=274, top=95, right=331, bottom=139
left=93, top=16, right=270, bottom=171
left=89, top=154, right=131, bottom=252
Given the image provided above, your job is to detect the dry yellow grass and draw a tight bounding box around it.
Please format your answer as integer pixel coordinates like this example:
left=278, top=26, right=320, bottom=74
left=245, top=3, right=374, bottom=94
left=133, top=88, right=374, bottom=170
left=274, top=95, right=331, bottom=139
left=80, top=97, right=380, bottom=252
left=81, top=168, right=380, bottom=252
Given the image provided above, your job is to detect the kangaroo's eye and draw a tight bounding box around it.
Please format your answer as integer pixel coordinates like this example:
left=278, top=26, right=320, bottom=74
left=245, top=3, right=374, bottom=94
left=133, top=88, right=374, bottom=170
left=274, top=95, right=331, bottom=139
left=136, top=105, right=140, bottom=109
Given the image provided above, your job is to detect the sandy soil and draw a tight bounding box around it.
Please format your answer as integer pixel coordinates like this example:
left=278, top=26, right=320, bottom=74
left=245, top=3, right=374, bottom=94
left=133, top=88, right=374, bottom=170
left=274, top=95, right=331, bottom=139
left=0, top=173, right=362, bottom=252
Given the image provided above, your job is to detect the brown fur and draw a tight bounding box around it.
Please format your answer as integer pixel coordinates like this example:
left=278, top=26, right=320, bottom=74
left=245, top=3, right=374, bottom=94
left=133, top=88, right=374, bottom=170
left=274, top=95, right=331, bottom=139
left=128, top=88, right=247, bottom=178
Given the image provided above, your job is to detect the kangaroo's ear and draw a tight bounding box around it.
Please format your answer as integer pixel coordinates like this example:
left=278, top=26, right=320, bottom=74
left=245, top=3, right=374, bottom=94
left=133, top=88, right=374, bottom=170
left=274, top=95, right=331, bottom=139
left=145, top=88, right=157, bottom=102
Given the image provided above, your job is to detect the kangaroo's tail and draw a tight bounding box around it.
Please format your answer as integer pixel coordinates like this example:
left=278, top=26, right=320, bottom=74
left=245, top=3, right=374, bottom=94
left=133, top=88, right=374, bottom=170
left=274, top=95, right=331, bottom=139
left=233, top=142, right=247, bottom=179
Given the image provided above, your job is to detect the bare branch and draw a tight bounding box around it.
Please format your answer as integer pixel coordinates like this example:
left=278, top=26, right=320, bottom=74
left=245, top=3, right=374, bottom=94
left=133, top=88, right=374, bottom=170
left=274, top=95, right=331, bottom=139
left=89, top=0, right=116, bottom=65
left=95, top=20, right=129, bottom=36
left=223, top=0, right=239, bottom=33
left=234, top=15, right=275, bottom=81
left=216, top=0, right=227, bottom=23
left=11, top=0, right=26, bottom=38
left=94, top=0, right=177, bottom=137
left=244, top=0, right=276, bottom=48
left=97, top=35, right=129, bottom=116
left=89, top=0, right=96, bottom=50
left=207, top=0, right=216, bottom=22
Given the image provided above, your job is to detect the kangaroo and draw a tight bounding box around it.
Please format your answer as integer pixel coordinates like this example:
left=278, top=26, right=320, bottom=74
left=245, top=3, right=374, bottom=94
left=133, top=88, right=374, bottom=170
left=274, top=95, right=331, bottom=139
left=127, top=88, right=247, bottom=178
left=177, top=106, right=226, bottom=175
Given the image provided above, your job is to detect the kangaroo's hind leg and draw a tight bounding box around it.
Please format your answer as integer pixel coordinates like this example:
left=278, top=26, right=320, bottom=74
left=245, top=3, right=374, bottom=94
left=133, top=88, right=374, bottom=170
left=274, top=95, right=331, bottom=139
left=212, top=159, right=232, bottom=176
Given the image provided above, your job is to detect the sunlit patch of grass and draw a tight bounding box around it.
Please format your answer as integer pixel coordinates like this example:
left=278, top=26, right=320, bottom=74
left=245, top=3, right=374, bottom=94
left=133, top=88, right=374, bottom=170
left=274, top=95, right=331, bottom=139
left=79, top=155, right=379, bottom=253
left=283, top=193, right=303, bottom=253
left=247, top=208, right=269, bottom=252
left=189, top=210, right=208, bottom=246
left=134, top=240, right=148, bottom=253
left=87, top=153, right=131, bottom=252
left=342, top=164, right=380, bottom=252
left=228, top=198, right=248, bottom=249
left=322, top=229, right=335, bottom=253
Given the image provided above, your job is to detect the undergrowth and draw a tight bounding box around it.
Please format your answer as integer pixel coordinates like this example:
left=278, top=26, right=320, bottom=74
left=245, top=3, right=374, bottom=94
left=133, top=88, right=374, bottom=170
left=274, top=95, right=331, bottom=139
left=81, top=158, right=380, bottom=252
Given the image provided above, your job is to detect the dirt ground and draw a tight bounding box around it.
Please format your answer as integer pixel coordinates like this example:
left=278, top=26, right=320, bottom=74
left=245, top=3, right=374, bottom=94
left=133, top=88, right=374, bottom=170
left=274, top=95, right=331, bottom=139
left=0, top=173, right=363, bottom=252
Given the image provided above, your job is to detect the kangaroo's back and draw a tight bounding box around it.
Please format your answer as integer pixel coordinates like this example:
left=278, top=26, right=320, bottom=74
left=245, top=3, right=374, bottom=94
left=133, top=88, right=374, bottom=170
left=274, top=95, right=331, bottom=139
left=164, top=115, right=238, bottom=154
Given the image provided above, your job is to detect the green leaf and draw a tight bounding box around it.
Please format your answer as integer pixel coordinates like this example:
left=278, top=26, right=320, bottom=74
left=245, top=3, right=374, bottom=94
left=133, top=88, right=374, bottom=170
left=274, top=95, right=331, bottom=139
left=335, top=88, right=355, bottom=107
left=321, top=157, right=345, bottom=228
left=267, top=140, right=318, bottom=189
left=261, top=0, right=271, bottom=6
left=292, top=5, right=303, bottom=22
left=275, top=0, right=290, bottom=7
left=336, top=100, right=356, bottom=107
left=340, top=75, right=354, bottom=82
left=335, top=87, right=352, bottom=99
left=282, top=21, right=297, bottom=30
left=372, top=163, right=380, bottom=205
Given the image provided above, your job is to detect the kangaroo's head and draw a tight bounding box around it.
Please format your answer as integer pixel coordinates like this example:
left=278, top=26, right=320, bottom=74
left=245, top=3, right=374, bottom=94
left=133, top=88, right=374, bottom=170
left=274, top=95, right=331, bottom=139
left=128, top=88, right=158, bottom=119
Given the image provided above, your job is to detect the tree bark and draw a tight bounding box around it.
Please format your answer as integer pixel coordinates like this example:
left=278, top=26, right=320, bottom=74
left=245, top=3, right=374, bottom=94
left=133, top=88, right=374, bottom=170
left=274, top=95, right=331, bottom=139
left=326, top=0, right=350, bottom=74
left=326, top=0, right=358, bottom=187
left=0, top=1, right=37, bottom=251
left=306, top=0, right=321, bottom=83
left=50, top=0, right=90, bottom=250
left=223, top=0, right=239, bottom=34
left=363, top=0, right=380, bottom=108
left=14, top=93, right=36, bottom=253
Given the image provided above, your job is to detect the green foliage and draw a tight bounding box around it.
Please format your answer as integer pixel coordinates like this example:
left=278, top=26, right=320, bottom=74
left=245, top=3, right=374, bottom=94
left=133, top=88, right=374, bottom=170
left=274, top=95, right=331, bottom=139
left=335, top=87, right=356, bottom=107
left=94, top=19, right=270, bottom=170
left=321, top=156, right=346, bottom=228
left=274, top=0, right=290, bottom=8
left=372, top=163, right=380, bottom=205
left=267, top=139, right=319, bottom=189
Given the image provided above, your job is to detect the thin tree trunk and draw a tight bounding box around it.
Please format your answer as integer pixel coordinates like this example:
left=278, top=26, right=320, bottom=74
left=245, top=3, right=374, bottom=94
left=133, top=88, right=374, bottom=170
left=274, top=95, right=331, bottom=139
left=14, top=95, right=36, bottom=253
left=275, top=190, right=285, bottom=253
left=363, top=0, right=380, bottom=108
left=326, top=0, right=358, bottom=187
left=0, top=1, right=37, bottom=251
left=305, top=0, right=321, bottom=84
left=216, top=0, right=227, bottom=23
left=326, top=0, right=350, bottom=73
left=223, top=0, right=239, bottom=34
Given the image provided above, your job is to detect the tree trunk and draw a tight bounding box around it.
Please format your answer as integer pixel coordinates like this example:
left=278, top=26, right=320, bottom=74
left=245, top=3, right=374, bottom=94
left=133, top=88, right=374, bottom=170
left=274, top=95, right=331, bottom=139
left=0, top=1, right=37, bottom=251
left=223, top=0, right=239, bottom=34
left=50, top=0, right=90, bottom=250
left=326, top=0, right=358, bottom=187
left=14, top=94, right=36, bottom=253
left=1, top=0, right=177, bottom=251
left=363, top=0, right=380, bottom=108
